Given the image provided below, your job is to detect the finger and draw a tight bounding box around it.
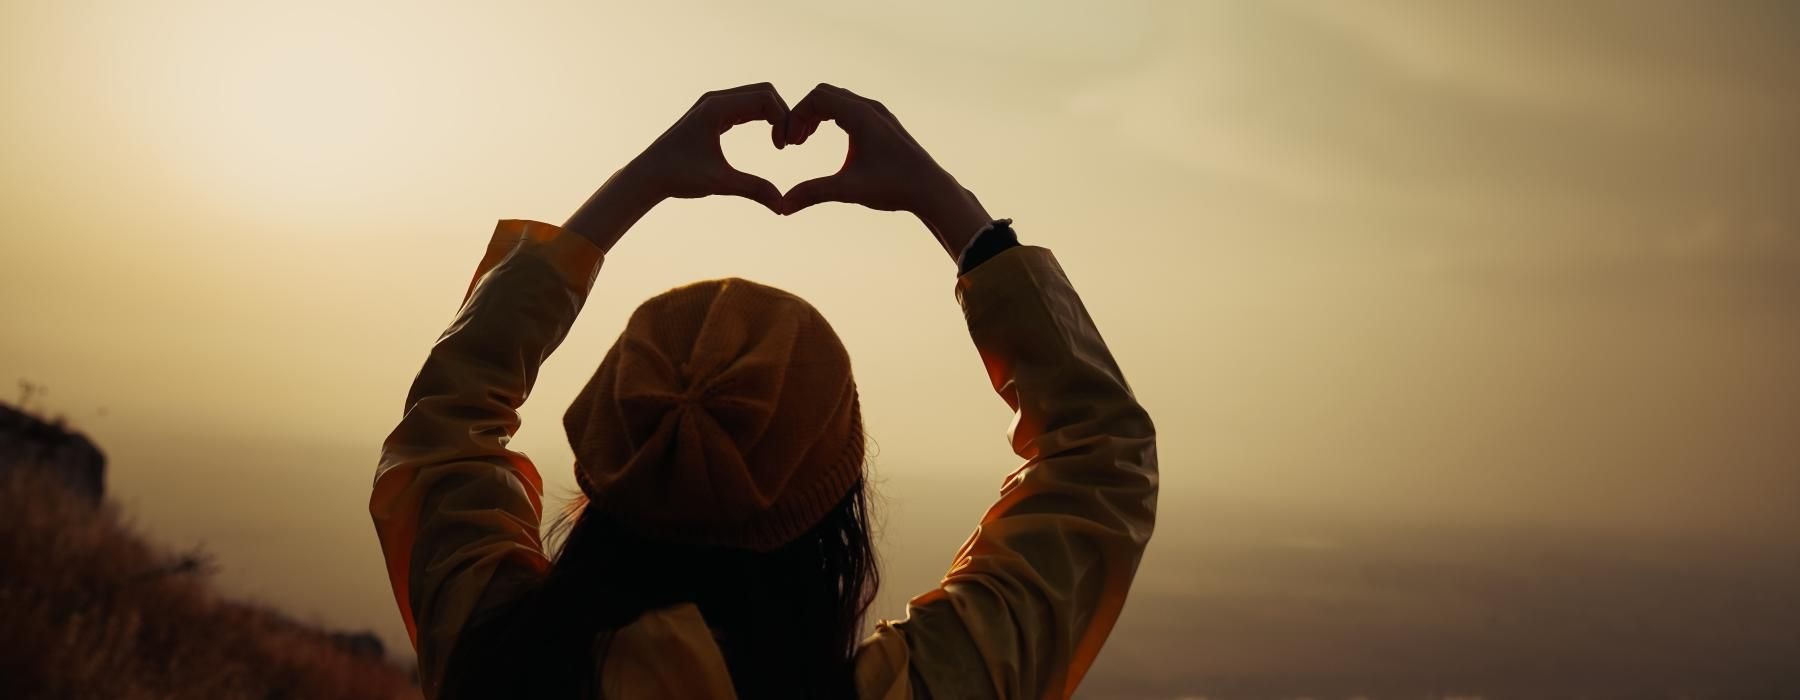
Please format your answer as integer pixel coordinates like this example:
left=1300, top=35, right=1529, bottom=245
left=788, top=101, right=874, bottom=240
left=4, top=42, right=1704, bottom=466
left=786, top=83, right=873, bottom=146
left=718, top=169, right=786, bottom=215
left=787, top=84, right=849, bottom=145
left=701, top=83, right=789, bottom=143
left=854, top=91, right=923, bottom=149
left=823, top=84, right=927, bottom=152
left=783, top=174, right=856, bottom=214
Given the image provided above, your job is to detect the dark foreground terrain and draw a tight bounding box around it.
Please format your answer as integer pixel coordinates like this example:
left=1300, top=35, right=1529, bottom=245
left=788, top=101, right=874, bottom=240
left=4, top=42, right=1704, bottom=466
left=0, top=405, right=419, bottom=700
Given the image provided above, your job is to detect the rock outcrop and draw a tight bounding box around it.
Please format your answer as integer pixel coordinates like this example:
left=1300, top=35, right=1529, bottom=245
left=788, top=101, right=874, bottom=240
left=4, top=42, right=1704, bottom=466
left=0, top=402, right=106, bottom=503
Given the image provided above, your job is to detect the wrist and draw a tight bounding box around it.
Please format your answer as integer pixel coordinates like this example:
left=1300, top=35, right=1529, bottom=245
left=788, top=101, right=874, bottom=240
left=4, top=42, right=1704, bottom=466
left=916, top=183, right=991, bottom=261
left=563, top=169, right=661, bottom=253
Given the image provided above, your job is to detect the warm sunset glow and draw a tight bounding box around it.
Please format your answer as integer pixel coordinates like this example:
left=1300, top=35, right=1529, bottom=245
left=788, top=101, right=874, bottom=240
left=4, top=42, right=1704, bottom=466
left=5, top=1, right=1796, bottom=694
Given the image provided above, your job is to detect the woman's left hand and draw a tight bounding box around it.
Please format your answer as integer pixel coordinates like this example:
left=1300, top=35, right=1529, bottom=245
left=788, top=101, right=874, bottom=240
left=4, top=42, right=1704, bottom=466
left=564, top=83, right=790, bottom=252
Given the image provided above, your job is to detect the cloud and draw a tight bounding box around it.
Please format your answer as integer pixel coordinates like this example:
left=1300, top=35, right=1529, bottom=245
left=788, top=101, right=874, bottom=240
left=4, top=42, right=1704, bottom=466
left=1291, top=0, right=1800, bottom=132
left=1065, top=0, right=1800, bottom=278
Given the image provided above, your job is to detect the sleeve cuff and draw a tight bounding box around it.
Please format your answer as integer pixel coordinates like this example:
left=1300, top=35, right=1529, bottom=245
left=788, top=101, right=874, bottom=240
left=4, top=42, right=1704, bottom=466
left=464, top=219, right=606, bottom=303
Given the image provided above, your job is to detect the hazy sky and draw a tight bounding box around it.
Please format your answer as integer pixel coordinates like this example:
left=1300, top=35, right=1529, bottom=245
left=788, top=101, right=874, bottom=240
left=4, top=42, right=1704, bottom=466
left=4, top=1, right=1797, bottom=693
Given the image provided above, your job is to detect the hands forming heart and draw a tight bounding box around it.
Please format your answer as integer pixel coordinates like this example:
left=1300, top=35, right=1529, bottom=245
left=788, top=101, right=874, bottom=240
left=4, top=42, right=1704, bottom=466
left=562, top=83, right=993, bottom=263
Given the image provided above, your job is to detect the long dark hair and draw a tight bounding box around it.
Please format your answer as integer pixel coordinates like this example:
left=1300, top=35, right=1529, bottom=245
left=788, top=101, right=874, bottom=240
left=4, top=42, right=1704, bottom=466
left=443, top=479, right=880, bottom=699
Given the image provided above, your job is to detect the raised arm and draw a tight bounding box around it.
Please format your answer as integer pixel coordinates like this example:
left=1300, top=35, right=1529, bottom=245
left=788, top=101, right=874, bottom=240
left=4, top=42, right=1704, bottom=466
left=369, top=218, right=602, bottom=696
left=369, top=83, right=792, bottom=698
left=784, top=84, right=1159, bottom=699
left=914, top=241, right=1158, bottom=699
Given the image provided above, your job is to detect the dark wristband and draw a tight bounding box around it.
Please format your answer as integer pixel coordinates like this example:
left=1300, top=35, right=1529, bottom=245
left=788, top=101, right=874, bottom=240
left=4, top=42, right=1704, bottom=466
left=956, top=218, right=1021, bottom=276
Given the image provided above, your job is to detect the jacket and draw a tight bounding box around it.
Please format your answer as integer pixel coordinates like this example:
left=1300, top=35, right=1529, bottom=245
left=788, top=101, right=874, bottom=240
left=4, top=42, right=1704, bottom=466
left=371, top=219, right=1158, bottom=699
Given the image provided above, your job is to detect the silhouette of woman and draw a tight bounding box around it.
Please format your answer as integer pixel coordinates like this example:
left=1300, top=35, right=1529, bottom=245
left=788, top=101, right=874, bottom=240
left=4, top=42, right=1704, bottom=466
left=370, top=83, right=1158, bottom=699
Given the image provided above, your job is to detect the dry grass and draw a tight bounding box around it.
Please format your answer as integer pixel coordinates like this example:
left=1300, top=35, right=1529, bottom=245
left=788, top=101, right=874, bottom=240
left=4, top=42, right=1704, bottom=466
left=0, top=464, right=422, bottom=700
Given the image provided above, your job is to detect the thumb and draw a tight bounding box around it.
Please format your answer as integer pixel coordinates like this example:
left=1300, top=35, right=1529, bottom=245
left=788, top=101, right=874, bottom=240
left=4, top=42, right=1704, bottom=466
left=783, top=174, right=857, bottom=215
left=718, top=169, right=785, bottom=215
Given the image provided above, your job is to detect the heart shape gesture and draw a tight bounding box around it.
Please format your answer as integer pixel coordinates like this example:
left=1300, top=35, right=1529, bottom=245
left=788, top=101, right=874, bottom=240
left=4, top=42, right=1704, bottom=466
left=563, top=83, right=993, bottom=261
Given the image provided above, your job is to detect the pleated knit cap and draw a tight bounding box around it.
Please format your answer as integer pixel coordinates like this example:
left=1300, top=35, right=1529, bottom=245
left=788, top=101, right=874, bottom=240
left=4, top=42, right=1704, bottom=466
left=563, top=277, right=864, bottom=552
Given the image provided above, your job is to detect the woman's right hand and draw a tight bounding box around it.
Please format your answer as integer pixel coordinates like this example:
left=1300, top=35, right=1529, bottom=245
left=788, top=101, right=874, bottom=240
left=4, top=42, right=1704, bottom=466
left=564, top=83, right=789, bottom=253
left=782, top=84, right=993, bottom=261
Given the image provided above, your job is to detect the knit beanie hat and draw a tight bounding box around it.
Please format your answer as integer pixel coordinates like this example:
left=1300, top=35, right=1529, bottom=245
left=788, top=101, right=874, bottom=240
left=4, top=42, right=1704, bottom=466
left=563, top=277, right=864, bottom=552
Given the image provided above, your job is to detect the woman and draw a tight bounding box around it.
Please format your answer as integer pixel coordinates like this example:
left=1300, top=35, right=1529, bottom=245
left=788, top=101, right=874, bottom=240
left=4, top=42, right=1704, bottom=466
left=371, top=82, right=1158, bottom=699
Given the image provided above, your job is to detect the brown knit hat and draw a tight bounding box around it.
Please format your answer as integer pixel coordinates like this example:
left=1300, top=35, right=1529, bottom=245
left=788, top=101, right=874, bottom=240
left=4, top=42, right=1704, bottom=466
left=563, top=277, right=864, bottom=552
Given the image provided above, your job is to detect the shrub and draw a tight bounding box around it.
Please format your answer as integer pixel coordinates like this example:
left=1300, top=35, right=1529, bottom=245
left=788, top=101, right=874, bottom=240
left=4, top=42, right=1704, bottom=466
left=0, top=464, right=420, bottom=700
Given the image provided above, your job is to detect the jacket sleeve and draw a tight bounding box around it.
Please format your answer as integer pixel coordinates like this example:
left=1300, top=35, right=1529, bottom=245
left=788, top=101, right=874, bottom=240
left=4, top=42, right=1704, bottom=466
left=858, top=245, right=1159, bottom=700
left=369, top=219, right=604, bottom=697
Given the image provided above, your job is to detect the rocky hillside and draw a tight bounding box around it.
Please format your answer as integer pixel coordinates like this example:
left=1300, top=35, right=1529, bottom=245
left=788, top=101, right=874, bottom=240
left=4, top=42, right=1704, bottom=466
left=0, top=403, right=420, bottom=699
left=0, top=401, right=105, bottom=503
